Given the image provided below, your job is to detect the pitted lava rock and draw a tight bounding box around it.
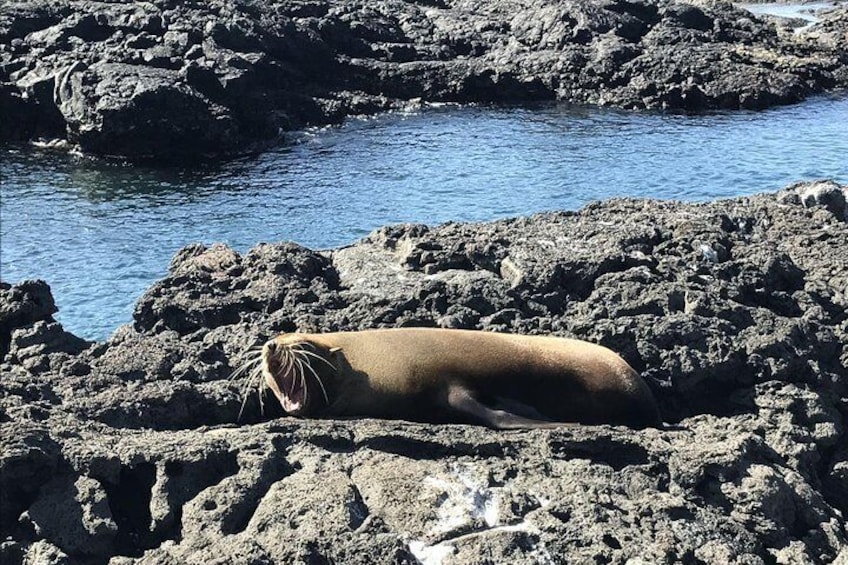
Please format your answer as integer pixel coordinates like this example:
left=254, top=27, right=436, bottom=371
left=1, top=0, right=847, bottom=159
left=1, top=181, right=847, bottom=563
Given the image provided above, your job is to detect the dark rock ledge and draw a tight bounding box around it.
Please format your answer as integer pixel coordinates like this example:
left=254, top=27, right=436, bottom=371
left=1, top=0, right=847, bottom=160
left=1, top=180, right=847, bottom=563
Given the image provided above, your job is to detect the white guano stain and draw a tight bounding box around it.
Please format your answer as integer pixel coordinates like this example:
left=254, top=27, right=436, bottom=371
left=407, top=465, right=548, bottom=565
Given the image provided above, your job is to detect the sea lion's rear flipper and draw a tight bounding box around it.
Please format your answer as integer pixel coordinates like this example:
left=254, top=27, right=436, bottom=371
left=444, top=384, right=566, bottom=430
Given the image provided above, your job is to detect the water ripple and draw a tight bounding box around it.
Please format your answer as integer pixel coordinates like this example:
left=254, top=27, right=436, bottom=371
left=2, top=96, right=847, bottom=339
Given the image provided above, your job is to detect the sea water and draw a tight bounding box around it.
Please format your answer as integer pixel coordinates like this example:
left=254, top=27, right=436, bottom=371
left=2, top=97, right=846, bottom=340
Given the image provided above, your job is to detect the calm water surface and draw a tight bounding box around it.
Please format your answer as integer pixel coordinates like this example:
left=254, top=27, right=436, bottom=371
left=2, top=97, right=847, bottom=340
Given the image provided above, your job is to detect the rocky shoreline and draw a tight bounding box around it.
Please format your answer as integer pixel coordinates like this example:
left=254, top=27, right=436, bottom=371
left=1, top=181, right=846, bottom=563
left=1, top=0, right=847, bottom=160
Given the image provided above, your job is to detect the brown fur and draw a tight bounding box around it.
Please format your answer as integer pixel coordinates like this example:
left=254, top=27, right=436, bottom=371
left=259, top=328, right=661, bottom=429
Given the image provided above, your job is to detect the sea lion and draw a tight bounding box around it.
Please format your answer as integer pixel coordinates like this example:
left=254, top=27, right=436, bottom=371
left=249, top=328, right=661, bottom=429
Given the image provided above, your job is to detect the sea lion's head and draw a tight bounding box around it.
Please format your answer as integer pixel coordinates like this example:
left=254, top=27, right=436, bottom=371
left=260, top=334, right=336, bottom=416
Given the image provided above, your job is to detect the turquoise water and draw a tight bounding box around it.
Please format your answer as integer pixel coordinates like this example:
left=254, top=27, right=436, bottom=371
left=2, top=97, right=847, bottom=340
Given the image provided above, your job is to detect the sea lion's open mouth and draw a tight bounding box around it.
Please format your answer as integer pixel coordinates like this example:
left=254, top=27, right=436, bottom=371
left=262, top=342, right=306, bottom=414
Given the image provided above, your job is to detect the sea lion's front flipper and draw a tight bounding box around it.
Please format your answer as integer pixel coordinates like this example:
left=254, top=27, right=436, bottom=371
left=444, top=384, right=566, bottom=430
left=491, top=396, right=549, bottom=421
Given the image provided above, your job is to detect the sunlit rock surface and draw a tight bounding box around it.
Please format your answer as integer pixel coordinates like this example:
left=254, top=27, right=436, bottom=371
left=1, top=181, right=847, bottom=563
left=1, top=0, right=847, bottom=159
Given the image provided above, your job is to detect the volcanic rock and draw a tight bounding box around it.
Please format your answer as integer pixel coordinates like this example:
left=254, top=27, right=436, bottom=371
left=1, top=181, right=846, bottom=563
left=1, top=0, right=847, bottom=159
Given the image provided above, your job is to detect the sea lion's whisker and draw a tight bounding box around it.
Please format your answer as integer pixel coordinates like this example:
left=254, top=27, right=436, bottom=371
left=292, top=350, right=309, bottom=400
left=295, top=349, right=330, bottom=405
left=237, top=399, right=248, bottom=421
left=247, top=366, right=260, bottom=395
left=237, top=364, right=260, bottom=421
left=256, top=371, right=265, bottom=416
left=237, top=360, right=263, bottom=385
left=237, top=341, right=296, bottom=419
left=243, top=352, right=264, bottom=384
left=286, top=353, right=302, bottom=405
left=229, top=355, right=263, bottom=381
left=234, top=354, right=262, bottom=374
left=271, top=348, right=287, bottom=395
left=296, top=348, right=336, bottom=371
left=250, top=363, right=265, bottom=415
left=238, top=378, right=253, bottom=407
left=276, top=347, right=295, bottom=392
left=237, top=360, right=258, bottom=402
